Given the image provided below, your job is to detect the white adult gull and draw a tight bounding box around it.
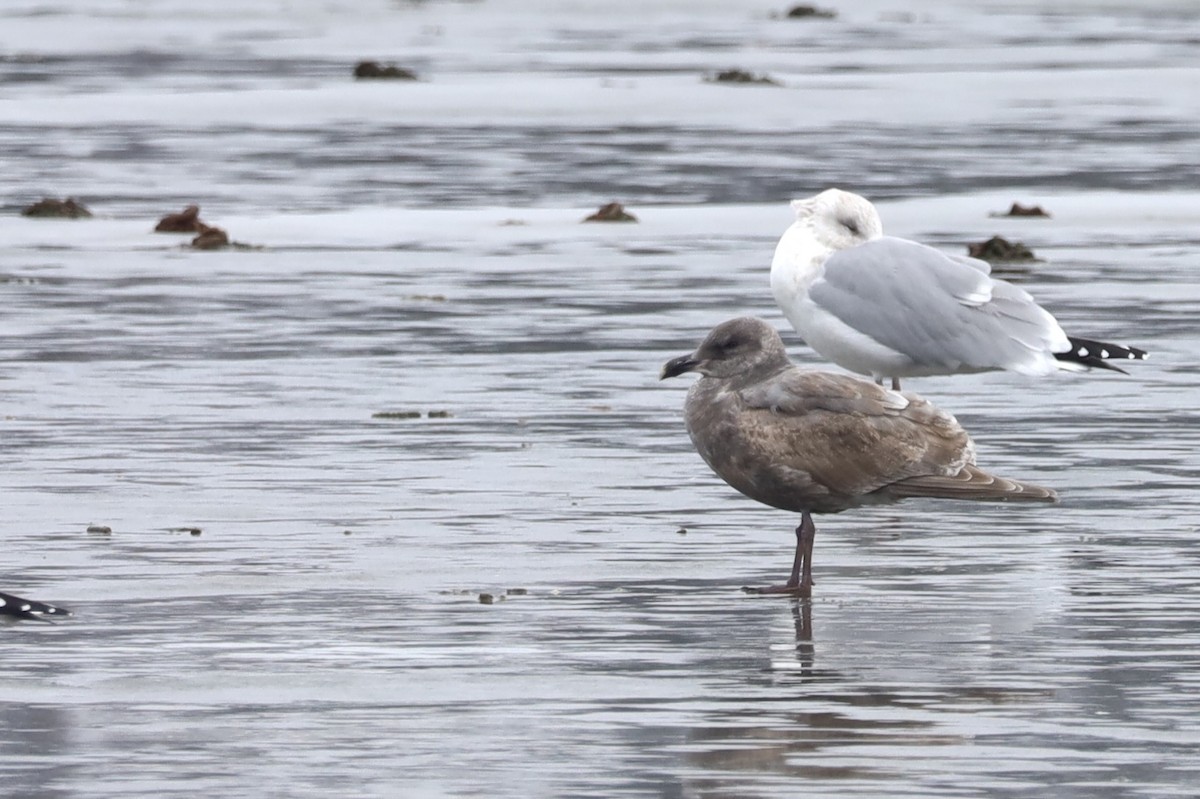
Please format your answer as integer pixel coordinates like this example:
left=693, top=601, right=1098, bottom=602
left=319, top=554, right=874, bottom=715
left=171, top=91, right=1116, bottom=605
left=770, top=189, right=1148, bottom=390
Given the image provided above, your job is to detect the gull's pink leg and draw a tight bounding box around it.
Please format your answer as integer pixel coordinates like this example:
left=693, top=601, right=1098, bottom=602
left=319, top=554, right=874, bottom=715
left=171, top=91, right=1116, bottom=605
left=743, top=511, right=816, bottom=597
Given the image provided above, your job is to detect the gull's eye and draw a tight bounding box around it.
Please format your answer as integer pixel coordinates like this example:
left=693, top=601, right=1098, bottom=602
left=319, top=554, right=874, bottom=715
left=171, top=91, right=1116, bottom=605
left=841, top=216, right=861, bottom=235
left=713, top=335, right=739, bottom=353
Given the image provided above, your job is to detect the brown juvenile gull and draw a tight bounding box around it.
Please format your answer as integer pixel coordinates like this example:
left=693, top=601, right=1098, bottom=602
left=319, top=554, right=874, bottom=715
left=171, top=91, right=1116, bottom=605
left=661, top=317, right=1058, bottom=596
left=771, top=188, right=1148, bottom=390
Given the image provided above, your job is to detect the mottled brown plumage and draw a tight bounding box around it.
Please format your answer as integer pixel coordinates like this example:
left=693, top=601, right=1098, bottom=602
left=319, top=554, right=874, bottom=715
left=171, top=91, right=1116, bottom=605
left=661, top=317, right=1057, bottom=596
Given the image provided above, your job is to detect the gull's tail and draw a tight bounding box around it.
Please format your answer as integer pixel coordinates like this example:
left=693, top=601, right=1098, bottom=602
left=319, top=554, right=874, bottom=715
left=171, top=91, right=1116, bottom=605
left=890, top=465, right=1058, bottom=503
left=1055, top=336, right=1148, bottom=374
left=0, top=591, right=72, bottom=621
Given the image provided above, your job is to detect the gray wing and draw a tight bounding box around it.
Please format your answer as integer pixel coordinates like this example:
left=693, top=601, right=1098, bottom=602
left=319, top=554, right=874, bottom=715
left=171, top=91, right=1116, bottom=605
left=810, top=237, right=1066, bottom=372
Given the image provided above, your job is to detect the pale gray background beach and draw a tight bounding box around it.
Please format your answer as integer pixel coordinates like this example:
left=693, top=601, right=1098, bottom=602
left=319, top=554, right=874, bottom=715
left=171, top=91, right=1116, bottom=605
left=1, top=1, right=1197, bottom=797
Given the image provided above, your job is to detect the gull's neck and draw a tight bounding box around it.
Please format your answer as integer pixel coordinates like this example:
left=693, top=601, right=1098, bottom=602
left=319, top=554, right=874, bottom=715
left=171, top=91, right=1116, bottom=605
left=770, top=217, right=827, bottom=309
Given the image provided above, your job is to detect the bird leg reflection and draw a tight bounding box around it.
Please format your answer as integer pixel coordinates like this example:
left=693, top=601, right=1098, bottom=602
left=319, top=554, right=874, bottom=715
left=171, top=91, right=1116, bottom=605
left=743, top=511, right=815, bottom=597
left=792, top=596, right=814, bottom=674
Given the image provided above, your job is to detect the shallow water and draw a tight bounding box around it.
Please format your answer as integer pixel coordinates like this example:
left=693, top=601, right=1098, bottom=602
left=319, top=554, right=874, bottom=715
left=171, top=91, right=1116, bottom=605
left=2, top=1, right=1199, bottom=797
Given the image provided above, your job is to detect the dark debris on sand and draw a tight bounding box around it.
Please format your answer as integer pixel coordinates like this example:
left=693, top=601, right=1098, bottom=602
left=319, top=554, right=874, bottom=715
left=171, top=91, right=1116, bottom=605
left=583, top=202, right=638, bottom=223
left=990, top=202, right=1051, bottom=218
left=155, top=204, right=207, bottom=232
left=150, top=205, right=256, bottom=250
left=191, top=225, right=230, bottom=249
left=155, top=204, right=241, bottom=249
left=707, top=69, right=780, bottom=86
left=784, top=4, right=837, bottom=19
left=354, top=61, right=418, bottom=80
left=372, top=410, right=453, bottom=419
left=21, top=197, right=92, bottom=218
left=968, top=235, right=1039, bottom=263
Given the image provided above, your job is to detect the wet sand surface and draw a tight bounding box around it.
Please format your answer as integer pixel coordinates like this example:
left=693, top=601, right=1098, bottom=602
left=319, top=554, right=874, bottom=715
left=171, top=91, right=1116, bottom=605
left=2, top=1, right=1198, bottom=796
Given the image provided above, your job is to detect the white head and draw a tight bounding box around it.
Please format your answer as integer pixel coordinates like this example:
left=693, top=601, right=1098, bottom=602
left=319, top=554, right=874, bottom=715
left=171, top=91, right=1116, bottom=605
left=789, top=188, right=883, bottom=250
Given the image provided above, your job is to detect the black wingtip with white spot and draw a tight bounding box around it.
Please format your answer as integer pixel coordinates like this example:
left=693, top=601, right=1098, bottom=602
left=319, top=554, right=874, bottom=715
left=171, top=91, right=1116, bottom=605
left=1057, top=336, right=1149, bottom=374
left=0, top=591, right=72, bottom=622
